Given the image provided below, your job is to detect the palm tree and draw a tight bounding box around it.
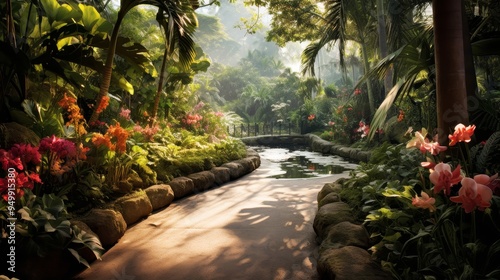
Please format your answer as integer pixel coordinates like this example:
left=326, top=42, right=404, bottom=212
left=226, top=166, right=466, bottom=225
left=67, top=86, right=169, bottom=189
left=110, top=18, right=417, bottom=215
left=301, top=0, right=379, bottom=115
left=89, top=0, right=199, bottom=124
left=150, top=3, right=198, bottom=126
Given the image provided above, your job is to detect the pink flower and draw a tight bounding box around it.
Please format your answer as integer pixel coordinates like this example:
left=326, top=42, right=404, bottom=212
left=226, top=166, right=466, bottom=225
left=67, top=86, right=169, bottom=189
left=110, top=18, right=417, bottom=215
left=448, top=123, right=475, bottom=146
left=406, top=129, right=428, bottom=150
left=406, top=128, right=447, bottom=155
left=429, top=163, right=462, bottom=195
left=421, top=162, right=436, bottom=169
left=119, top=108, right=131, bottom=120
left=328, top=121, right=335, bottom=126
left=412, top=191, right=436, bottom=212
left=421, top=141, right=448, bottom=156
left=450, top=177, right=493, bottom=213
left=474, top=173, right=500, bottom=193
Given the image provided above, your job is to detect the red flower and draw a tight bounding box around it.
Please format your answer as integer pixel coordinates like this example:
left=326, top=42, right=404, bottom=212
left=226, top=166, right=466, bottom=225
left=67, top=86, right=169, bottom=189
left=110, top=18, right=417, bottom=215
left=448, top=123, right=475, bottom=146
left=450, top=177, right=493, bottom=213
left=0, top=149, right=23, bottom=171
left=397, top=110, right=405, bottom=122
left=354, top=88, right=362, bottom=96
left=307, top=114, right=315, bottom=121
left=9, top=144, right=41, bottom=166
left=40, top=136, right=77, bottom=159
left=429, top=163, right=462, bottom=195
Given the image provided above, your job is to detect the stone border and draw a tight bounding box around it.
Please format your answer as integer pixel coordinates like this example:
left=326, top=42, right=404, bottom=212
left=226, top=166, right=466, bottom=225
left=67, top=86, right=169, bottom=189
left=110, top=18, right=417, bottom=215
left=240, top=134, right=371, bottom=163
left=314, top=179, right=391, bottom=279
left=72, top=148, right=261, bottom=263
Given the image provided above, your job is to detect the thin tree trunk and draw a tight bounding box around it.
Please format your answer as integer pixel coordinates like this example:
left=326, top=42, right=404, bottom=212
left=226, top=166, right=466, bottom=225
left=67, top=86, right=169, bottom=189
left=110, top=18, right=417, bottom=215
left=89, top=13, right=124, bottom=124
left=376, top=0, right=392, bottom=96
left=150, top=47, right=169, bottom=126
left=432, top=0, right=473, bottom=144
left=360, top=39, right=375, bottom=115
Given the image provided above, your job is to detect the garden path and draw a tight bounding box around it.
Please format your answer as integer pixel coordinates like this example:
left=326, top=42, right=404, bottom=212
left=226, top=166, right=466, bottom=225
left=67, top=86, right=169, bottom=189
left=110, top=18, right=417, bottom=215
left=74, top=157, right=348, bottom=280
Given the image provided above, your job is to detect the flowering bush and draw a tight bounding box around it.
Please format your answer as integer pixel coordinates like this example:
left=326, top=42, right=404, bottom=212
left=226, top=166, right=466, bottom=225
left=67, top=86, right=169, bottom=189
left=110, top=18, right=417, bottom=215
left=180, top=102, right=228, bottom=138
left=0, top=144, right=42, bottom=200
left=339, top=124, right=500, bottom=279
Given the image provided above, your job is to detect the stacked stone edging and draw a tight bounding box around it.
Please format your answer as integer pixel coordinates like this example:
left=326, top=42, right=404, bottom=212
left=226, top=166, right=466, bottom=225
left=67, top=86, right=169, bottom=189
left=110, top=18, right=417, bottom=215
left=72, top=148, right=260, bottom=266
left=314, top=179, right=391, bottom=280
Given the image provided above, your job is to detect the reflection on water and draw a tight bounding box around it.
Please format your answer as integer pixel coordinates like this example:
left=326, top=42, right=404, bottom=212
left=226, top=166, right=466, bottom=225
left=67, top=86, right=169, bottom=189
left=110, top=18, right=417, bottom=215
left=253, top=147, right=358, bottom=179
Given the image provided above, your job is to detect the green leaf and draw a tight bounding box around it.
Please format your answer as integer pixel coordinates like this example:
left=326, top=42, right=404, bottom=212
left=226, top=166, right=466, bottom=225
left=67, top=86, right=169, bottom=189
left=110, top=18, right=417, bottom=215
left=68, top=248, right=91, bottom=268
left=18, top=208, right=36, bottom=223
left=118, top=76, right=134, bottom=95
left=472, top=38, right=500, bottom=56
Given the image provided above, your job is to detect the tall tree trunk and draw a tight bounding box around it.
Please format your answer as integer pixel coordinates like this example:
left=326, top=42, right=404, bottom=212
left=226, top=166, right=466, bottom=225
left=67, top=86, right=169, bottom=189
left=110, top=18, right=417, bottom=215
left=360, top=39, right=375, bottom=115
left=432, top=0, right=475, bottom=144
left=376, top=0, right=392, bottom=96
left=150, top=47, right=169, bottom=126
left=89, top=12, right=125, bottom=124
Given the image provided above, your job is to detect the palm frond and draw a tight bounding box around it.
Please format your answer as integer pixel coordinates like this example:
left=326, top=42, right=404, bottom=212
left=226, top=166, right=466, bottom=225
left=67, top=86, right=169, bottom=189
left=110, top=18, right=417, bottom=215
left=301, top=0, right=347, bottom=76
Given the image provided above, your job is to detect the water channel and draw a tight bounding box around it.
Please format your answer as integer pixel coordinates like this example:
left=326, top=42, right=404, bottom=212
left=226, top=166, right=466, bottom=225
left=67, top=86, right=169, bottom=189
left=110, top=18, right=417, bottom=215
left=252, top=146, right=358, bottom=179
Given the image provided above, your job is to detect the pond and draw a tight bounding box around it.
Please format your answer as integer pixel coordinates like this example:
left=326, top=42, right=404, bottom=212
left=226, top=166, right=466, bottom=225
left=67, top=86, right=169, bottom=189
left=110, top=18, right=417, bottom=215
left=252, top=146, right=358, bottom=179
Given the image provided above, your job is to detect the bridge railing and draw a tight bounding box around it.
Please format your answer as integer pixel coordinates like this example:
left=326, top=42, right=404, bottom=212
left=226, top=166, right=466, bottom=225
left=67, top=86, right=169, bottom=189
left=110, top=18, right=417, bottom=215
left=228, top=121, right=312, bottom=137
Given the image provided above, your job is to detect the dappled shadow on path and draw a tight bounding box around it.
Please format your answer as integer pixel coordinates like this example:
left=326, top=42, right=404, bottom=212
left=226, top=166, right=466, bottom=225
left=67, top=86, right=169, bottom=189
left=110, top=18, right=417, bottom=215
left=74, top=164, right=343, bottom=280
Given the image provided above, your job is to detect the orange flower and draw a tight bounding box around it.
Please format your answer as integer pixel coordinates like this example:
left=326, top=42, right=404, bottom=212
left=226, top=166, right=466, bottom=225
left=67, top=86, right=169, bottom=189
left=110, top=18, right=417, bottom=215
left=107, top=123, right=129, bottom=154
left=412, top=191, right=436, bottom=212
left=58, top=93, right=87, bottom=135
left=92, top=133, right=114, bottom=150
left=307, top=114, right=315, bottom=121
left=58, top=93, right=77, bottom=108
left=96, top=95, right=110, bottom=114
left=448, top=123, right=475, bottom=146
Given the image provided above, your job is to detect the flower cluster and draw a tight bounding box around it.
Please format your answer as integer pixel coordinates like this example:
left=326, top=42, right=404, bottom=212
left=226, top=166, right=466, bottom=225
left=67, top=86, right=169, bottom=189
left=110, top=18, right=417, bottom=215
left=307, top=114, right=316, bottom=121
left=119, top=107, right=131, bottom=121
left=183, top=114, right=203, bottom=126
left=58, top=93, right=87, bottom=135
left=0, top=144, right=42, bottom=200
left=92, top=123, right=129, bottom=154
left=133, top=123, right=160, bottom=142
left=356, top=121, right=370, bottom=138
left=39, top=136, right=89, bottom=176
left=354, top=88, right=362, bottom=96
left=96, top=95, right=110, bottom=114
left=408, top=124, right=497, bottom=213
left=406, top=128, right=447, bottom=156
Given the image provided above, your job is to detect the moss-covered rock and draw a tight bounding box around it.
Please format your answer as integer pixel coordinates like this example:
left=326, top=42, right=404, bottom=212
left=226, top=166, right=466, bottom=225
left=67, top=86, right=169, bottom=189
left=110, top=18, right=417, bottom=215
left=188, top=171, right=216, bottom=192
left=145, top=184, right=174, bottom=210
left=313, top=202, right=355, bottom=240
left=114, top=191, right=153, bottom=226
left=79, top=209, right=127, bottom=248
left=169, top=176, right=195, bottom=199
